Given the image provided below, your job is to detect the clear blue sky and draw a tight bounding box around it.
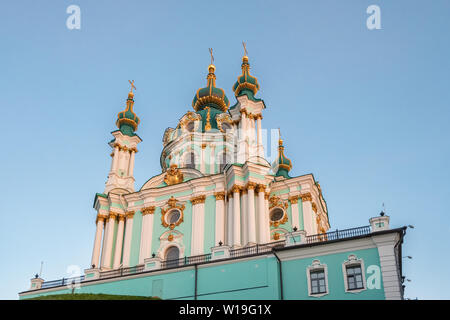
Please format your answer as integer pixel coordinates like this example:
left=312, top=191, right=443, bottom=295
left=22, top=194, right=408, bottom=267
left=1, top=0, right=449, bottom=300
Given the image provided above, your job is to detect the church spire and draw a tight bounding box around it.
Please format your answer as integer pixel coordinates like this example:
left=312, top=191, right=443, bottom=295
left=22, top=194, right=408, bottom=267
left=275, top=129, right=292, bottom=178
left=233, top=42, right=260, bottom=99
left=116, top=80, right=140, bottom=137
left=192, top=48, right=230, bottom=113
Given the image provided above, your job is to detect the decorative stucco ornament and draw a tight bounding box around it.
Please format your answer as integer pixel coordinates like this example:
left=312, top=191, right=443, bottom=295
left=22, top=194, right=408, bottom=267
left=164, top=164, right=184, bottom=185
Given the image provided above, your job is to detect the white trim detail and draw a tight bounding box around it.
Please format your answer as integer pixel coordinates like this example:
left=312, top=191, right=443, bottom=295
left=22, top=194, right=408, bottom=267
left=342, top=254, right=367, bottom=294
left=306, top=259, right=329, bottom=298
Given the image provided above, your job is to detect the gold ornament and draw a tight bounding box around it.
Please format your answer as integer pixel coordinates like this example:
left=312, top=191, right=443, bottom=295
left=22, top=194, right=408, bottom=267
left=161, top=197, right=185, bottom=229
left=164, top=164, right=184, bottom=186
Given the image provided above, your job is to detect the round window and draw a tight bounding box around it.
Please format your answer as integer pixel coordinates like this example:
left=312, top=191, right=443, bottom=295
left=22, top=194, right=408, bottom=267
left=186, top=121, right=195, bottom=132
left=270, top=208, right=284, bottom=222
left=167, top=209, right=181, bottom=225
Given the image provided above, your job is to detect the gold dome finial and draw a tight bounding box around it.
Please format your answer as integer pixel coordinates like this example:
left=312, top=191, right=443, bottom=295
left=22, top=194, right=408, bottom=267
left=128, top=80, right=136, bottom=99
left=278, top=127, right=283, bottom=146
left=242, top=41, right=249, bottom=62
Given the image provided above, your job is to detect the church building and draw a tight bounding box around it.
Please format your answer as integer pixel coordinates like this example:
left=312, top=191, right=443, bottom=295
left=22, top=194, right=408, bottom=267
left=20, top=49, right=408, bottom=300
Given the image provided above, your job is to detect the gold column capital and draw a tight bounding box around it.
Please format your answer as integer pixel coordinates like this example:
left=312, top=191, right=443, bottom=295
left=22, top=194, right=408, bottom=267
left=300, top=192, right=312, bottom=202
left=246, top=182, right=257, bottom=190
left=264, top=192, right=270, bottom=200
left=96, top=214, right=108, bottom=224
left=256, top=184, right=266, bottom=193
left=191, top=195, right=206, bottom=205
left=214, top=192, right=225, bottom=201
left=108, top=211, right=118, bottom=220
left=125, top=211, right=135, bottom=219
left=231, top=185, right=242, bottom=194
left=118, top=214, right=126, bottom=222
left=142, top=206, right=156, bottom=216
left=288, top=196, right=299, bottom=204
left=312, top=202, right=318, bottom=213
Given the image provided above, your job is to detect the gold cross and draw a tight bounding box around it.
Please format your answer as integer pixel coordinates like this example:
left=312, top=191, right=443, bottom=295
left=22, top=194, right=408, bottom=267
left=242, top=41, right=248, bottom=56
left=209, top=48, right=214, bottom=65
left=128, top=80, right=136, bottom=92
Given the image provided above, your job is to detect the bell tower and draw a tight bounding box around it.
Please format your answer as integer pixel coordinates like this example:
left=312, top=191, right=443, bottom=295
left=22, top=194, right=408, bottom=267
left=105, top=81, right=142, bottom=193
left=229, top=43, right=266, bottom=165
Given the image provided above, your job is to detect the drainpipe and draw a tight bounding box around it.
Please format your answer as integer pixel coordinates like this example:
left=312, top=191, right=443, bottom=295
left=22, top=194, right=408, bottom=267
left=194, top=264, right=198, bottom=300
left=272, top=249, right=284, bottom=300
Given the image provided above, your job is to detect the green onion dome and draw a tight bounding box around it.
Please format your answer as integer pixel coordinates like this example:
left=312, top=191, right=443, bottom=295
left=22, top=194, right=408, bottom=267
left=192, top=64, right=230, bottom=112
left=276, top=137, right=292, bottom=178
left=232, top=55, right=260, bottom=99
left=116, top=91, right=140, bottom=136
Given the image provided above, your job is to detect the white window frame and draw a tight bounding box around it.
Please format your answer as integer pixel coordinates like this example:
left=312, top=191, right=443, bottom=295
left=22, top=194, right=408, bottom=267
left=342, top=254, right=367, bottom=293
left=306, top=259, right=329, bottom=297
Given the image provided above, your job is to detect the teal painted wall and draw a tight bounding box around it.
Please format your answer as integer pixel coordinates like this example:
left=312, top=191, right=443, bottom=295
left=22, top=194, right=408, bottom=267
left=150, top=202, right=193, bottom=258
left=298, top=199, right=304, bottom=230
left=21, top=247, right=386, bottom=300
left=282, top=248, right=385, bottom=300
left=109, top=220, right=119, bottom=268
left=129, top=210, right=143, bottom=266
left=203, top=196, right=216, bottom=252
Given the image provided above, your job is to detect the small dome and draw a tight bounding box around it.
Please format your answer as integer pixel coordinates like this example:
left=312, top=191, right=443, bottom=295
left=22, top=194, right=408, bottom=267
left=276, top=137, right=292, bottom=178
left=192, top=64, right=230, bottom=112
left=232, top=56, right=260, bottom=98
left=116, top=91, right=140, bottom=136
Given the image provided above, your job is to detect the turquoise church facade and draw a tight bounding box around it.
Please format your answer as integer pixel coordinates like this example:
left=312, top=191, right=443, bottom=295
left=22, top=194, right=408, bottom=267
left=20, top=50, right=407, bottom=300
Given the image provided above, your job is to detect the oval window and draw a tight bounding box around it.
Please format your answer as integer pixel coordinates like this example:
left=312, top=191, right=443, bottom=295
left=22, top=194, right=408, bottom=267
left=167, top=209, right=181, bottom=225
left=270, top=208, right=284, bottom=222
left=186, top=121, right=195, bottom=132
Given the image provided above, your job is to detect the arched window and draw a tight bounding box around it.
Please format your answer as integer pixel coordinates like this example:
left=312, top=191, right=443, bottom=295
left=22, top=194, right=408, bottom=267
left=219, top=152, right=230, bottom=172
left=221, top=122, right=232, bottom=132
left=165, top=246, right=180, bottom=268
left=185, top=152, right=196, bottom=169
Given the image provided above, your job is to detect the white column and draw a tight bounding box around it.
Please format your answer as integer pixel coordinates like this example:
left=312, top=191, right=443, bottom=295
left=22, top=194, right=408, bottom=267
left=264, top=193, right=270, bottom=242
left=256, top=185, right=266, bottom=243
left=214, top=193, right=225, bottom=246
left=191, top=196, right=206, bottom=256
left=113, top=215, right=125, bottom=269
left=241, top=190, right=248, bottom=245
left=100, top=218, right=109, bottom=268
left=139, top=208, right=155, bottom=264
left=238, top=111, right=248, bottom=163
left=128, top=150, right=136, bottom=177
left=246, top=183, right=257, bottom=244
left=232, top=186, right=241, bottom=247
left=256, top=115, right=264, bottom=158
left=111, top=146, right=119, bottom=172
left=226, top=195, right=233, bottom=246
left=290, top=197, right=300, bottom=231
left=209, top=145, right=215, bottom=174
left=200, top=145, right=206, bottom=173
left=91, top=215, right=105, bottom=268
left=372, top=233, right=404, bottom=300
left=122, top=211, right=135, bottom=267
left=101, top=212, right=117, bottom=269
left=301, top=194, right=314, bottom=236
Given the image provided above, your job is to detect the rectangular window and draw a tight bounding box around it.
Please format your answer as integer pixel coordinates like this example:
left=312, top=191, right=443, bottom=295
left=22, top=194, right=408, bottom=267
left=346, top=265, right=364, bottom=290
left=310, top=270, right=326, bottom=294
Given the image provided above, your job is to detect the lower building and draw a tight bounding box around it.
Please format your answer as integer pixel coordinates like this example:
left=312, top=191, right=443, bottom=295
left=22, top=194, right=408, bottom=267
left=21, top=217, right=406, bottom=300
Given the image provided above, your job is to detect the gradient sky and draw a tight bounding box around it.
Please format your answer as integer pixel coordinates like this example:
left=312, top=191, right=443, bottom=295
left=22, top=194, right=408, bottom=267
left=1, top=0, right=449, bottom=300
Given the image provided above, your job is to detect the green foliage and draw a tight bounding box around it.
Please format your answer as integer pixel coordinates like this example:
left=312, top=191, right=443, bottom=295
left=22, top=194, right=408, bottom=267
left=29, top=293, right=161, bottom=300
